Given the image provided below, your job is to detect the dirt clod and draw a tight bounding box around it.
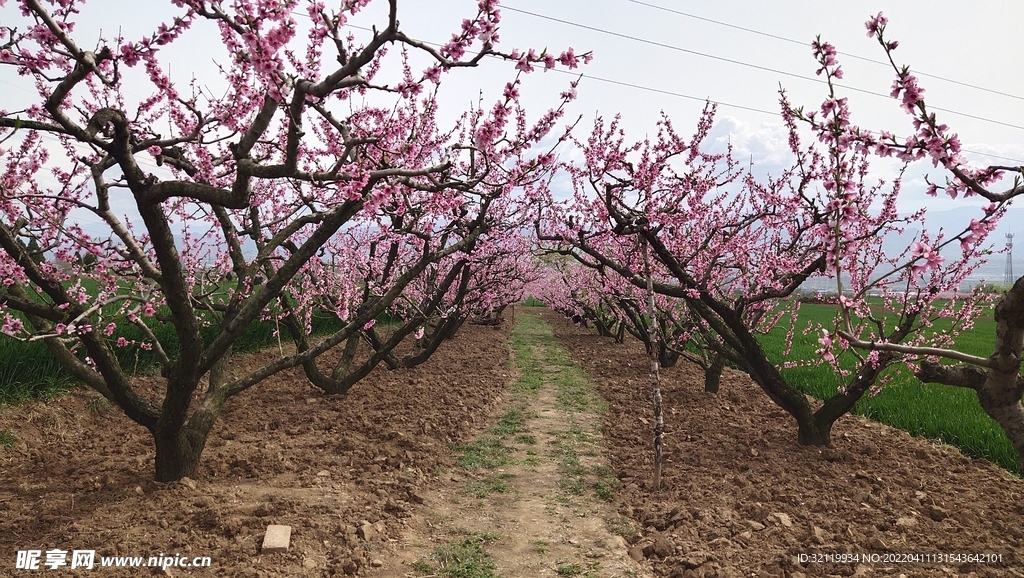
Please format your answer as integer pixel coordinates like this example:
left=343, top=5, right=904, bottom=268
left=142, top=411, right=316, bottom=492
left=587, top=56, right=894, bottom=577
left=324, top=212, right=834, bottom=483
left=0, top=321, right=512, bottom=577
left=540, top=308, right=1024, bottom=577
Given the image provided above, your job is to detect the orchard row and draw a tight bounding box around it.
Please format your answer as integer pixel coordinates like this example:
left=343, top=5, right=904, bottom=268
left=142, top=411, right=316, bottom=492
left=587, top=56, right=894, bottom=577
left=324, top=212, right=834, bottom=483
left=0, top=1, right=1020, bottom=481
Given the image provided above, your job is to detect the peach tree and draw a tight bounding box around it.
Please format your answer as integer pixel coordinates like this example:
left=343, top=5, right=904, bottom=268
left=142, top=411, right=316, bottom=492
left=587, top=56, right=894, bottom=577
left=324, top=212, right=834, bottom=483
left=542, top=22, right=1003, bottom=449
left=0, top=0, right=584, bottom=480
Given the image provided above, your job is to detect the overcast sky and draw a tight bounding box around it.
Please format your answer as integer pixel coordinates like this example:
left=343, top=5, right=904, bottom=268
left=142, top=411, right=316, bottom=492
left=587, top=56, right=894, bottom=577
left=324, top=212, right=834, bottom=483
left=3, top=0, right=1023, bottom=218
left=386, top=1, right=1024, bottom=215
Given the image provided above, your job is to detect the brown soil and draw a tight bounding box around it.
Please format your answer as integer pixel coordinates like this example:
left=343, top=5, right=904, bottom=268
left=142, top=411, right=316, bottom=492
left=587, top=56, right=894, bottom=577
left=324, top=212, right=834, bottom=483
left=0, top=320, right=514, bottom=577
left=539, top=307, right=1024, bottom=578
left=0, top=308, right=1022, bottom=577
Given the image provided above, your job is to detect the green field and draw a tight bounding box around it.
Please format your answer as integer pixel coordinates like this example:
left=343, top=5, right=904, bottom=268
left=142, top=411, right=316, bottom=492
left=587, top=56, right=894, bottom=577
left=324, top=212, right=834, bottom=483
left=0, top=306, right=345, bottom=405
left=758, top=302, right=1020, bottom=474
left=0, top=276, right=357, bottom=404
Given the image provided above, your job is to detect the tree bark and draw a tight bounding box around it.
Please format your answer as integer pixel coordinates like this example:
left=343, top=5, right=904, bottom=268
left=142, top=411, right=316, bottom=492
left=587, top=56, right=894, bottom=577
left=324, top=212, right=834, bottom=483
left=915, top=276, right=1024, bottom=470
left=704, top=354, right=725, bottom=393
left=642, top=244, right=663, bottom=490
left=153, top=429, right=202, bottom=482
left=151, top=374, right=228, bottom=481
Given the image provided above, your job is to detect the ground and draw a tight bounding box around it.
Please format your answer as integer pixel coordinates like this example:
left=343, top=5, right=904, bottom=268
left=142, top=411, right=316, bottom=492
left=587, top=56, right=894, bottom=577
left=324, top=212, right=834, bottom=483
left=0, top=307, right=1021, bottom=577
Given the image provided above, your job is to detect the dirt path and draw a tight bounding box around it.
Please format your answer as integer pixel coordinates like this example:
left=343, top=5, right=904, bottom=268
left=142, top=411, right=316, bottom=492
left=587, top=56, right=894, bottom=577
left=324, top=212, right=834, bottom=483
left=377, top=312, right=651, bottom=577
left=6, top=306, right=1023, bottom=576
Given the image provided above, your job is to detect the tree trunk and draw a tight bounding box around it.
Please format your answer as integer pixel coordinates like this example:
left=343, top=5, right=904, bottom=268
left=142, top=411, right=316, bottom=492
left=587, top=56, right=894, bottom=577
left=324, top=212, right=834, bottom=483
left=642, top=243, right=663, bottom=490
left=650, top=354, right=664, bottom=489
left=703, top=354, right=725, bottom=393
left=714, top=313, right=826, bottom=446
left=796, top=418, right=831, bottom=447
left=153, top=429, right=203, bottom=482
left=151, top=380, right=227, bottom=482
left=658, top=342, right=679, bottom=369
left=976, top=382, right=1024, bottom=471
left=915, top=276, right=1024, bottom=469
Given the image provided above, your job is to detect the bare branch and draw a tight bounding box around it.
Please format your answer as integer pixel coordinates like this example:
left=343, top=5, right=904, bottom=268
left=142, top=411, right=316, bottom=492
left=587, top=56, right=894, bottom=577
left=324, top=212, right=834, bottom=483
left=837, top=330, right=994, bottom=368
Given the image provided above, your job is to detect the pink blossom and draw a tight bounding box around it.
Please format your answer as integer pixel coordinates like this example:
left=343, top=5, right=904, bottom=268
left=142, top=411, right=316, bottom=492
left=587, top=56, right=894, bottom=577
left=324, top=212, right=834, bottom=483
left=119, top=44, right=141, bottom=66
left=363, top=319, right=376, bottom=331
left=2, top=316, right=24, bottom=334
left=557, top=48, right=579, bottom=69
left=865, top=12, right=888, bottom=37
left=909, top=241, right=945, bottom=274
left=515, top=56, right=533, bottom=73
left=423, top=65, right=441, bottom=84
left=817, top=329, right=832, bottom=349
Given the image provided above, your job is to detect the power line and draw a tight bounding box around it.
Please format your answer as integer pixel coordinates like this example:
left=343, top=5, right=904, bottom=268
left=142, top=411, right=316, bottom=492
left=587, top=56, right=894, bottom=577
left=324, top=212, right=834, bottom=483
left=626, top=0, right=1024, bottom=103
left=6, top=10, right=1022, bottom=166
left=546, top=68, right=1024, bottom=165
left=549, top=68, right=778, bottom=116
left=500, top=5, right=1024, bottom=132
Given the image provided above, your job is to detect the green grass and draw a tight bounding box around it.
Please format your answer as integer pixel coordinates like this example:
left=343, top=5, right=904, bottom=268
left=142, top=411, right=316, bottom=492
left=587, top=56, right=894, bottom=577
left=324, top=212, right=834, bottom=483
left=0, top=305, right=346, bottom=406
left=557, top=563, right=584, bottom=576
left=465, top=473, right=516, bottom=498
left=0, top=429, right=16, bottom=448
left=510, top=313, right=607, bottom=415
left=85, top=396, right=111, bottom=415
left=606, top=515, right=640, bottom=539
left=492, top=408, right=528, bottom=437
left=410, top=559, right=434, bottom=574
left=413, top=534, right=500, bottom=578
left=759, top=301, right=1020, bottom=474
left=591, top=464, right=617, bottom=501
left=513, top=313, right=618, bottom=503
left=593, top=481, right=614, bottom=502
left=455, top=436, right=515, bottom=469
left=555, top=442, right=588, bottom=496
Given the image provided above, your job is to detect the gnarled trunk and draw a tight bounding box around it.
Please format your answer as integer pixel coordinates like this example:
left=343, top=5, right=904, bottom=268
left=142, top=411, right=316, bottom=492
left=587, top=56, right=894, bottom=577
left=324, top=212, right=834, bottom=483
left=151, top=375, right=227, bottom=482
left=703, top=354, right=725, bottom=393
left=153, top=430, right=203, bottom=482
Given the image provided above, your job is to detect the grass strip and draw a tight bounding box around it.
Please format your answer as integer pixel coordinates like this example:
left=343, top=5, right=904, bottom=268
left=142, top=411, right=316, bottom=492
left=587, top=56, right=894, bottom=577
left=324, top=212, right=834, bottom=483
left=412, top=533, right=500, bottom=578
left=758, top=302, right=1019, bottom=474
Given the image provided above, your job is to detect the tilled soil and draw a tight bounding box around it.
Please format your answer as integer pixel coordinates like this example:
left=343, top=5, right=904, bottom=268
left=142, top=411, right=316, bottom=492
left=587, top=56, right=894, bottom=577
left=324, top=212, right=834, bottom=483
left=540, top=307, right=1024, bottom=578
left=0, top=320, right=515, bottom=577
left=1, top=308, right=1023, bottom=578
